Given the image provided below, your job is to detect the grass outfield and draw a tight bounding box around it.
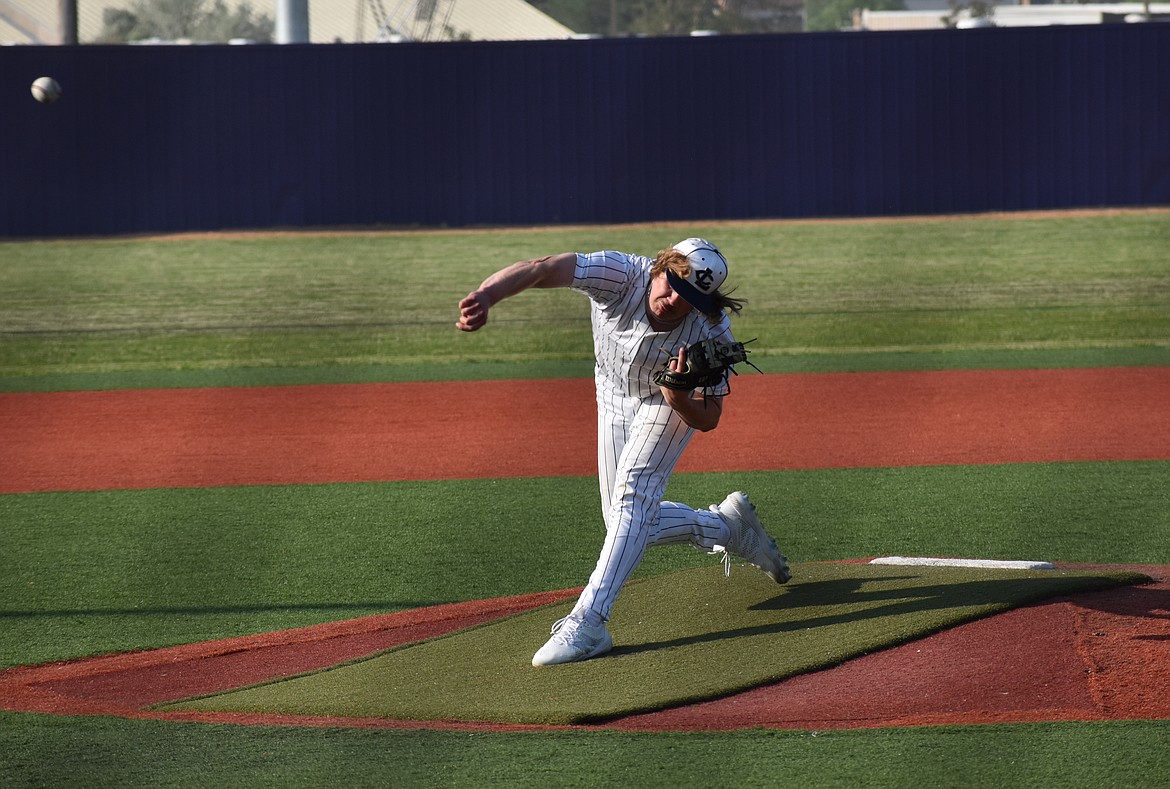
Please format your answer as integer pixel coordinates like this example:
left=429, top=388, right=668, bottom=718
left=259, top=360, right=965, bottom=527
left=1, top=212, right=1167, bottom=386
left=2, top=212, right=1169, bottom=787
left=3, top=714, right=1168, bottom=789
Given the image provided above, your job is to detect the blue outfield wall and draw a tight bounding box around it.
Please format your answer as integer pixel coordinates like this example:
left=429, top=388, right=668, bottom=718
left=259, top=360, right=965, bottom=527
left=2, top=24, right=1169, bottom=237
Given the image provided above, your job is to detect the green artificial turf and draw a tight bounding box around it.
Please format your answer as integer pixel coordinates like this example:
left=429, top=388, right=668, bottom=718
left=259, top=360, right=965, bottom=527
left=2, top=212, right=1168, bottom=785
left=2, top=344, right=1167, bottom=393
left=161, top=562, right=1144, bottom=725
left=2, top=213, right=1166, bottom=386
left=3, top=712, right=1167, bottom=789
left=3, top=462, right=1167, bottom=670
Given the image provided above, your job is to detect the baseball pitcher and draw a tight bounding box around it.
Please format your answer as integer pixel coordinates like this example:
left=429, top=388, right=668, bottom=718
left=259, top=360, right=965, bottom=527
left=457, top=239, right=789, bottom=666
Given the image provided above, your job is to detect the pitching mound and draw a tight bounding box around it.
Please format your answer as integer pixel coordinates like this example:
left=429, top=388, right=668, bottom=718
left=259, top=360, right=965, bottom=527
left=158, top=563, right=1142, bottom=726
left=4, top=562, right=1158, bottom=732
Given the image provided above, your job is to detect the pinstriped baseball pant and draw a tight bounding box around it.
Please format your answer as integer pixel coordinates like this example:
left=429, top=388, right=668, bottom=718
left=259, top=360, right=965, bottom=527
left=571, top=387, right=729, bottom=622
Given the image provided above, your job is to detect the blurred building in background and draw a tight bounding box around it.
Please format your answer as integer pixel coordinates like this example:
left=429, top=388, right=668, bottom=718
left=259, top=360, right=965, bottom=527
left=856, top=0, right=1170, bottom=30
left=1, top=0, right=574, bottom=45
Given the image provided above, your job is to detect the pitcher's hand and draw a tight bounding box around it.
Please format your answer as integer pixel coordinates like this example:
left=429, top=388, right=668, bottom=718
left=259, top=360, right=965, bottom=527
left=457, top=290, right=490, bottom=332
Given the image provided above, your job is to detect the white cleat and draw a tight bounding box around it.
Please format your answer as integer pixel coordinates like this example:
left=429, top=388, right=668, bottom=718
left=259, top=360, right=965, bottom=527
left=713, top=491, right=791, bottom=584
left=532, top=614, right=613, bottom=667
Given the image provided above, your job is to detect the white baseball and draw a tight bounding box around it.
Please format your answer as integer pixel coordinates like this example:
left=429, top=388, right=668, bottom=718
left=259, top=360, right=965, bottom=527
left=31, top=76, right=62, bottom=104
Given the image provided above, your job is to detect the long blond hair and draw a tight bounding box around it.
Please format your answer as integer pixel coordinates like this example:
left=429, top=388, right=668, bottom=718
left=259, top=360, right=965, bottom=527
left=651, top=248, right=744, bottom=319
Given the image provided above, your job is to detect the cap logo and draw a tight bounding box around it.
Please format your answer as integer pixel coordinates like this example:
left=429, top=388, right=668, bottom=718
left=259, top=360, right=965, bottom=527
left=694, top=267, right=715, bottom=291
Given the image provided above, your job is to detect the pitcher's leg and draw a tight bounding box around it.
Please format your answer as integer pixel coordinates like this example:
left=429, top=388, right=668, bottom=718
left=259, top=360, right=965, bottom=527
left=647, top=501, right=729, bottom=551
left=595, top=386, right=630, bottom=531
left=572, top=398, right=693, bottom=621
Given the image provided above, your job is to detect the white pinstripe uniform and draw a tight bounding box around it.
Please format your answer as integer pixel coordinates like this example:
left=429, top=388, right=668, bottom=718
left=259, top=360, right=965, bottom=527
left=567, top=250, right=735, bottom=623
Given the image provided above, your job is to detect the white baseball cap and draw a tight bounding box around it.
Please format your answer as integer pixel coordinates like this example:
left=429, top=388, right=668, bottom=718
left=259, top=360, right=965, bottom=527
left=666, top=238, right=729, bottom=313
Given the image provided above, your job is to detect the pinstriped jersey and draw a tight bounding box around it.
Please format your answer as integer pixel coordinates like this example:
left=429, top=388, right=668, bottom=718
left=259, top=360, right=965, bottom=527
left=571, top=251, right=735, bottom=399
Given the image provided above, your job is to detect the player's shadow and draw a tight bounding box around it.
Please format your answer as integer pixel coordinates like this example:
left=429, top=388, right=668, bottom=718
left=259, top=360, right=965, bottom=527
left=1065, top=579, right=1170, bottom=641
left=609, top=575, right=1132, bottom=657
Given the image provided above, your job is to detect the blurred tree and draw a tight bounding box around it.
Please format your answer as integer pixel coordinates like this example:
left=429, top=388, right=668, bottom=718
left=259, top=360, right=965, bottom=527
left=527, top=0, right=614, bottom=34
left=805, top=0, right=905, bottom=30
left=97, top=0, right=274, bottom=43
left=627, top=0, right=715, bottom=35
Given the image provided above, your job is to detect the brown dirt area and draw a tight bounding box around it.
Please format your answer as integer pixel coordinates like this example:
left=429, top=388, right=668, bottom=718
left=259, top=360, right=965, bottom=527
left=3, top=367, right=1168, bottom=494
left=1, top=367, right=1168, bottom=731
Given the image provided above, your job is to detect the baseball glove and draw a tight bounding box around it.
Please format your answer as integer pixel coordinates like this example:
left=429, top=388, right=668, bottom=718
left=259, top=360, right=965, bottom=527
left=653, top=338, right=757, bottom=391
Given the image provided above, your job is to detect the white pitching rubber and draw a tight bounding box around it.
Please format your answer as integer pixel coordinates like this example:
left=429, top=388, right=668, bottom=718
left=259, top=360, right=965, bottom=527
left=869, top=556, right=1056, bottom=570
